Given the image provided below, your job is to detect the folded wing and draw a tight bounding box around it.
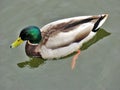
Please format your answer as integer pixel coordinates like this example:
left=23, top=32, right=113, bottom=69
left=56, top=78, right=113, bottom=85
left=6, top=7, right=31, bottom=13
left=40, top=14, right=108, bottom=49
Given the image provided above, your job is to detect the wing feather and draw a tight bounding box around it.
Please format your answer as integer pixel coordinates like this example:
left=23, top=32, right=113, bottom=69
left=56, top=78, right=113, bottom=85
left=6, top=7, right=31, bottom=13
left=40, top=16, right=99, bottom=48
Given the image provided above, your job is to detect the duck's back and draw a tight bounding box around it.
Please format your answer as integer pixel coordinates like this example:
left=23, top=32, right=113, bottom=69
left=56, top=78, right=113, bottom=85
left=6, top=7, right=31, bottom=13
left=39, top=14, right=108, bottom=59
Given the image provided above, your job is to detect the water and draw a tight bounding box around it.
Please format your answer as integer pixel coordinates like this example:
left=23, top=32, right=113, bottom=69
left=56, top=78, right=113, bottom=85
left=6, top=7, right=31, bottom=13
left=0, top=0, right=120, bottom=90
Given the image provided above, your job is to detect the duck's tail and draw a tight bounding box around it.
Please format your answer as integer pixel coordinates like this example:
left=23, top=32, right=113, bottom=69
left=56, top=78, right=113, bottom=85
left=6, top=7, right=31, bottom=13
left=92, top=14, right=108, bottom=32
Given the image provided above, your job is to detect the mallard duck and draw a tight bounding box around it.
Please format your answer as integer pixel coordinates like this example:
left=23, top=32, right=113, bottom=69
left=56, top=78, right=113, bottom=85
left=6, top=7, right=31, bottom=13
left=10, top=14, right=108, bottom=69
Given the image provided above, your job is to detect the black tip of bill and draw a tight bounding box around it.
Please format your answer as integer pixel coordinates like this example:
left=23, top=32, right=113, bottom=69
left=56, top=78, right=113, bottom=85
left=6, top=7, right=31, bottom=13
left=10, top=45, right=13, bottom=48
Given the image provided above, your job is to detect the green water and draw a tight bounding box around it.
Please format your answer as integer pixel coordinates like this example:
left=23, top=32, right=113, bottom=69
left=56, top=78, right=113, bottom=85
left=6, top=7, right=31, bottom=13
left=0, top=0, right=120, bottom=90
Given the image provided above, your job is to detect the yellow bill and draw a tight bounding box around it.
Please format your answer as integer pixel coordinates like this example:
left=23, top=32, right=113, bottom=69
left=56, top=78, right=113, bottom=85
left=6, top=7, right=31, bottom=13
left=10, top=37, right=24, bottom=48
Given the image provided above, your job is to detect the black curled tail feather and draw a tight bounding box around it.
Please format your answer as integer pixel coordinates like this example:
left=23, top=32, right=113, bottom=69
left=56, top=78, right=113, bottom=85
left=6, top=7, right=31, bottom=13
left=92, top=15, right=106, bottom=32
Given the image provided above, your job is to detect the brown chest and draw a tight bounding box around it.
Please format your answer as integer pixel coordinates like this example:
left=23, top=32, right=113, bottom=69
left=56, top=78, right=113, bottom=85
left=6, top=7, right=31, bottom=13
left=25, top=42, right=42, bottom=58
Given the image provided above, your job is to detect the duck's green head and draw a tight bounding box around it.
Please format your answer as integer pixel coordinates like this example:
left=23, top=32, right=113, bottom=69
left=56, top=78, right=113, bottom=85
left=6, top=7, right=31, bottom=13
left=10, top=26, right=42, bottom=48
